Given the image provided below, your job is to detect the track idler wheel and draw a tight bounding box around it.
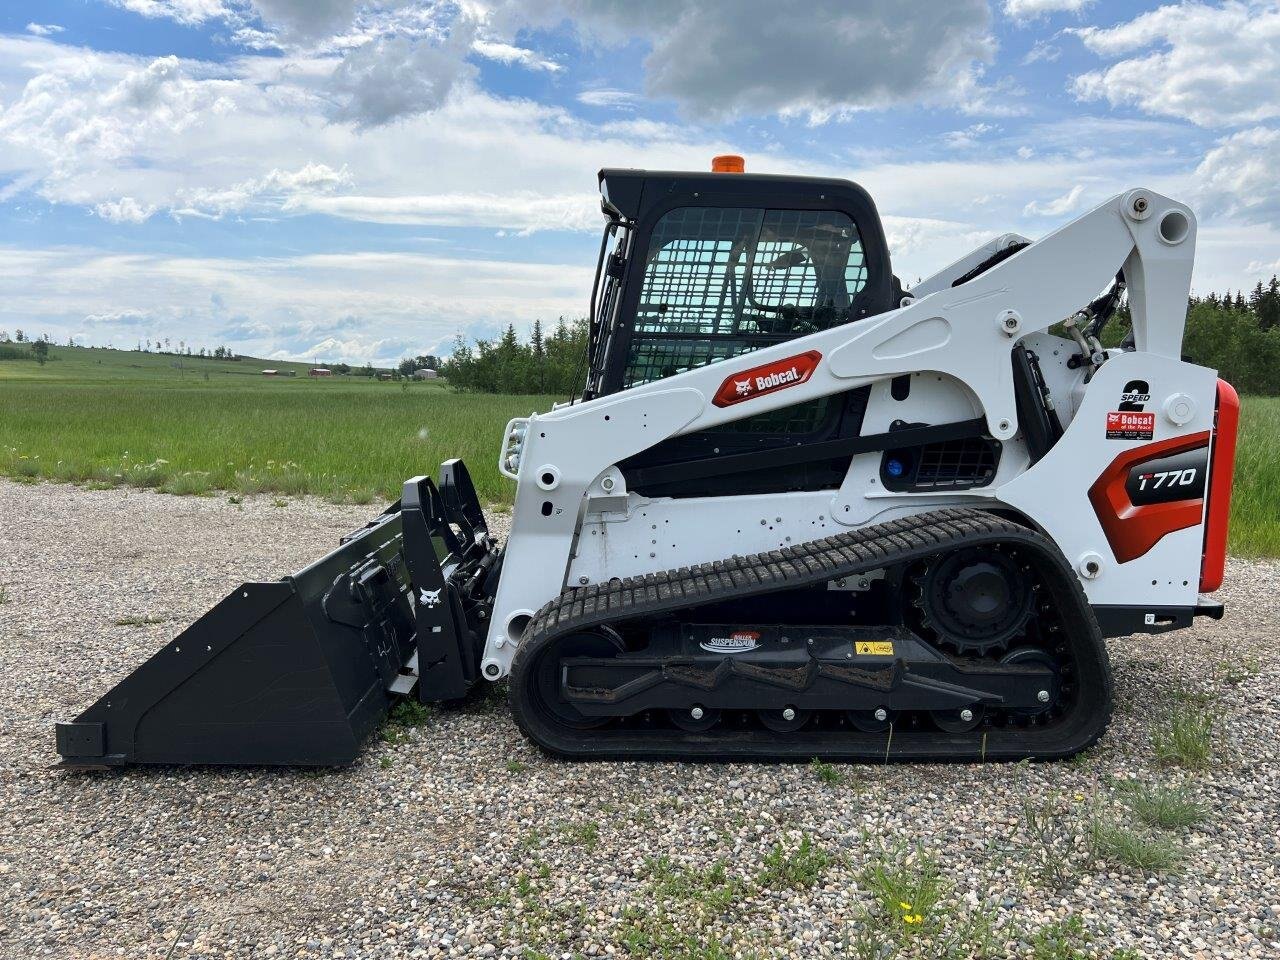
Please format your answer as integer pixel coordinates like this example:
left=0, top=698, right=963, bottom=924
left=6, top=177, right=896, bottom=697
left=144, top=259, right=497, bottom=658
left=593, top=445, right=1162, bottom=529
left=668, top=706, right=721, bottom=732
left=758, top=707, right=811, bottom=733
left=847, top=708, right=896, bottom=733
left=930, top=705, right=985, bottom=733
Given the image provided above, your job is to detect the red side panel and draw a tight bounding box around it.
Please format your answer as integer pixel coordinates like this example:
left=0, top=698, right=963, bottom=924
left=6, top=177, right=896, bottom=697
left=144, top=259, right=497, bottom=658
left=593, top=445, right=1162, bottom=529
left=1199, top=380, right=1240, bottom=593
left=1088, top=431, right=1211, bottom=564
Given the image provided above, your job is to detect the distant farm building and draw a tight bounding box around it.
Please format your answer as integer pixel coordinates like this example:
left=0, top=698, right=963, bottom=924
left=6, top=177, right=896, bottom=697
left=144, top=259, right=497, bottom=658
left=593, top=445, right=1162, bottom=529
left=261, top=369, right=278, bottom=376
left=378, top=372, right=393, bottom=381
left=413, top=368, right=439, bottom=380
left=309, top=367, right=333, bottom=377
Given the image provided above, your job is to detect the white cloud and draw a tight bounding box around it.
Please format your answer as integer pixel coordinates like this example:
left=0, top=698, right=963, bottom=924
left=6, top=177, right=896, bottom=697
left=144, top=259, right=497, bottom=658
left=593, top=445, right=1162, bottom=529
left=943, top=123, right=997, bottom=149
left=577, top=88, right=640, bottom=110
left=90, top=0, right=1006, bottom=125
left=107, top=0, right=360, bottom=39
left=471, top=39, right=560, bottom=72
left=0, top=36, right=748, bottom=231
left=1022, top=184, right=1085, bottom=216
left=174, top=162, right=351, bottom=219
left=1195, top=126, right=1280, bottom=229
left=284, top=191, right=599, bottom=232
left=1071, top=2, right=1280, bottom=127
left=327, top=30, right=477, bottom=126
left=95, top=197, right=158, bottom=223
left=247, top=0, right=363, bottom=40
left=504, top=0, right=998, bottom=120
left=1022, top=39, right=1060, bottom=64
left=0, top=47, right=227, bottom=182
left=108, top=0, right=232, bottom=25
left=881, top=215, right=989, bottom=260
left=25, top=23, right=65, bottom=36
left=1004, top=0, right=1093, bottom=21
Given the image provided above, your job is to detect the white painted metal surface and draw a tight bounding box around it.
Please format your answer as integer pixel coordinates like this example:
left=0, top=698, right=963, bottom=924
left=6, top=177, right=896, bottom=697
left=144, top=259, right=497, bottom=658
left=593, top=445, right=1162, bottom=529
left=480, top=189, right=1211, bottom=681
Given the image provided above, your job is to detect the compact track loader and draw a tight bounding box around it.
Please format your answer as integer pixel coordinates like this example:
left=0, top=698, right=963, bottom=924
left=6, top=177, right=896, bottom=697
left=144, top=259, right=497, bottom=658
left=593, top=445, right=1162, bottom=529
left=57, top=156, right=1239, bottom=767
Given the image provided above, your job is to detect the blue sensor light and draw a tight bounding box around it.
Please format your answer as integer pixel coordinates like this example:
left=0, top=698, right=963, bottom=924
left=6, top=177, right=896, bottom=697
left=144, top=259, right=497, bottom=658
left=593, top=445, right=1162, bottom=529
left=885, top=458, right=906, bottom=478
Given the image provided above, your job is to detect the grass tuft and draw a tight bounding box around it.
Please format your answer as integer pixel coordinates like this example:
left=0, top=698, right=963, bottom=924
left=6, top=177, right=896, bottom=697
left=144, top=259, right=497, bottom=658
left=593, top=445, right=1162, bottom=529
left=1018, top=793, right=1085, bottom=887
left=858, top=847, right=945, bottom=935
left=159, top=471, right=214, bottom=496
left=1116, top=780, right=1206, bottom=830
left=758, top=834, right=831, bottom=891
left=387, top=699, right=434, bottom=728
left=810, top=757, right=845, bottom=785
left=646, top=857, right=748, bottom=912
left=1090, top=818, right=1182, bottom=873
left=1152, top=705, right=1214, bottom=769
left=558, top=821, right=599, bottom=850
left=1028, top=915, right=1091, bottom=960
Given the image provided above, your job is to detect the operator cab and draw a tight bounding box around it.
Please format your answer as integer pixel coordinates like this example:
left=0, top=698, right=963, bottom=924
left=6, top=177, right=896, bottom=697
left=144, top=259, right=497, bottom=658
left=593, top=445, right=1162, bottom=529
left=585, top=157, right=899, bottom=497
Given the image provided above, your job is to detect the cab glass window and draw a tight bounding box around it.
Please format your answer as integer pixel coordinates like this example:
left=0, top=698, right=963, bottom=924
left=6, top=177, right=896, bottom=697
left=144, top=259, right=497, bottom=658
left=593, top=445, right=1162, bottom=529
left=624, top=207, right=867, bottom=388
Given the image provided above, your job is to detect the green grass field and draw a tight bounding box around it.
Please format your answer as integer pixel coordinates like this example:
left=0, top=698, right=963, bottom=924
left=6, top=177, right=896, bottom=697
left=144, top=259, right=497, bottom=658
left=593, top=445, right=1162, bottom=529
left=2, top=344, right=1278, bottom=556
left=0, top=345, right=555, bottom=505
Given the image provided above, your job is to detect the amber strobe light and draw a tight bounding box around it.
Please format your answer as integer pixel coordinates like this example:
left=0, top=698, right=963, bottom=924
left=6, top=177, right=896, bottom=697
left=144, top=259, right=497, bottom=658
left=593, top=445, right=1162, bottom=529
left=711, top=154, right=745, bottom=173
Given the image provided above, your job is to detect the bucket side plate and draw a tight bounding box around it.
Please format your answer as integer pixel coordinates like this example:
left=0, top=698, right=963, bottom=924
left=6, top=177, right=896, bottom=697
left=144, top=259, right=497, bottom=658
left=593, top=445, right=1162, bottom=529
left=56, top=513, right=412, bottom=767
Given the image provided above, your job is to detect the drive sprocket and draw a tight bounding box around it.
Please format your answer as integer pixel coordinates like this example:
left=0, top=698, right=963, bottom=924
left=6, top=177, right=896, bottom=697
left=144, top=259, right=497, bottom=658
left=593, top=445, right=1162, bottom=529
left=913, top=546, right=1035, bottom=655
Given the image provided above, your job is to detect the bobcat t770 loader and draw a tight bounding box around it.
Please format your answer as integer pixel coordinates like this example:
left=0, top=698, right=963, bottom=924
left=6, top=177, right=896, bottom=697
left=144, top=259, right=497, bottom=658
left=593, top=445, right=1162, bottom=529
left=56, top=156, right=1239, bottom=766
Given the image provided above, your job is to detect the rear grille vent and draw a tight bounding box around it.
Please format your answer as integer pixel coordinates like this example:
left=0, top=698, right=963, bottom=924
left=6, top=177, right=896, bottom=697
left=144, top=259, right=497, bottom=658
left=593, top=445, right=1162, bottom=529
left=881, top=437, right=999, bottom=492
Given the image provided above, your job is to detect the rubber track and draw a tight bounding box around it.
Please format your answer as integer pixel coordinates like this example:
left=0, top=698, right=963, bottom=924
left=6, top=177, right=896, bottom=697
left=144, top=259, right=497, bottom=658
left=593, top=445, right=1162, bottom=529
left=509, top=507, right=1113, bottom=761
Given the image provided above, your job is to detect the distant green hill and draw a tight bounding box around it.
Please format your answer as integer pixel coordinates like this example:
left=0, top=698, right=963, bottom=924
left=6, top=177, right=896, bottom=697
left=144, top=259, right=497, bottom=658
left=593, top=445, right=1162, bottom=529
left=0, top=343, right=382, bottom=382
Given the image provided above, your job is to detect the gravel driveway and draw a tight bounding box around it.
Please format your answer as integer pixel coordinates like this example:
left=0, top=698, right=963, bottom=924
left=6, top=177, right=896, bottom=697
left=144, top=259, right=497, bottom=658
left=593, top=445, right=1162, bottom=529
left=1, top=479, right=1277, bottom=959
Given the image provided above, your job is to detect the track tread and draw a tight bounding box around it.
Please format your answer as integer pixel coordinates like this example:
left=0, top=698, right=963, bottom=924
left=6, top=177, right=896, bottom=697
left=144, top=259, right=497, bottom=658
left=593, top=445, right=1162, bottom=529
left=511, top=507, right=1113, bottom=761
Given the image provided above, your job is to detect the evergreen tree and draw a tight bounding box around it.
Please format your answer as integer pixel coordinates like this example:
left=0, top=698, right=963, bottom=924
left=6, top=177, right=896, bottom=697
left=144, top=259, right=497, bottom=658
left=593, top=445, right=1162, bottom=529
left=1260, top=276, right=1280, bottom=331
left=530, top=319, right=546, bottom=393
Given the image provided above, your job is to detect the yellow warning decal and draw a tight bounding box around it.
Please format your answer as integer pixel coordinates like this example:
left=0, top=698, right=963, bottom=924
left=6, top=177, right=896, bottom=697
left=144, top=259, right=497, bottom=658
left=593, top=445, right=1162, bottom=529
left=855, top=641, right=895, bottom=656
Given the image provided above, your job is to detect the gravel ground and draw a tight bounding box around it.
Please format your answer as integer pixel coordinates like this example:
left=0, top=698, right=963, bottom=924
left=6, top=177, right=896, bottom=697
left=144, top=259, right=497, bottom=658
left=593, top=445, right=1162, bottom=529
left=1, top=478, right=1278, bottom=960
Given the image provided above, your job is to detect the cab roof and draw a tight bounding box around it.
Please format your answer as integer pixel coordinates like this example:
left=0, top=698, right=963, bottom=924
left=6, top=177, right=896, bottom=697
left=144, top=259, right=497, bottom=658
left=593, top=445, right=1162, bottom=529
left=597, top=167, right=879, bottom=224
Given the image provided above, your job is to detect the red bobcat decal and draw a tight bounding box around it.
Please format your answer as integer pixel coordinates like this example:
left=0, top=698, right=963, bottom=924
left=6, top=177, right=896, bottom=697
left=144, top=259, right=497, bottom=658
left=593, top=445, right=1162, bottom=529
left=712, top=351, right=821, bottom=407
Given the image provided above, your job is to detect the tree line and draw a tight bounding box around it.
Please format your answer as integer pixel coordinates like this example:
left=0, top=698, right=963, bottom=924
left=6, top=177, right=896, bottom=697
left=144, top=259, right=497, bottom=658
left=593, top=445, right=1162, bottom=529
left=1180, top=281, right=1280, bottom=395
left=1102, top=276, right=1280, bottom=394
left=442, top=317, right=588, bottom=395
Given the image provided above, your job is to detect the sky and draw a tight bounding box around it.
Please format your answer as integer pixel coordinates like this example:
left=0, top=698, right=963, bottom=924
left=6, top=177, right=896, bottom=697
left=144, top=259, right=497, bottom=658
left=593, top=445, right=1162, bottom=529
left=0, top=1, right=1277, bottom=366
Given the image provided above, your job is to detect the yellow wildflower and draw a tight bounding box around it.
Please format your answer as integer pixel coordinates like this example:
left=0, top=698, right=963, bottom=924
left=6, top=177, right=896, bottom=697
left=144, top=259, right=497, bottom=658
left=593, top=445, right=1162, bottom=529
left=899, top=902, right=912, bottom=911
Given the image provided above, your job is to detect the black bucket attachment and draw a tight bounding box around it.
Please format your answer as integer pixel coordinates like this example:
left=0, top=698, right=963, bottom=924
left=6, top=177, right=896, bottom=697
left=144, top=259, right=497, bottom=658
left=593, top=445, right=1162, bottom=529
left=56, top=460, right=501, bottom=768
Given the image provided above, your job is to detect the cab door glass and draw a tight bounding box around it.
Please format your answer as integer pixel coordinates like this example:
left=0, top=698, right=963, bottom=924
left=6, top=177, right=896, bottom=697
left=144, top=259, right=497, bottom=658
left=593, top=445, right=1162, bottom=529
left=625, top=207, right=867, bottom=389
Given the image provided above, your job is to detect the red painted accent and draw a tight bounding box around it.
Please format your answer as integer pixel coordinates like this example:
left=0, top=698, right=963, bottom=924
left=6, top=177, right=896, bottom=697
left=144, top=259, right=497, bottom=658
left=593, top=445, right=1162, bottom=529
left=1199, top=380, right=1240, bottom=592
left=711, top=350, right=822, bottom=407
left=1088, top=431, right=1211, bottom=564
